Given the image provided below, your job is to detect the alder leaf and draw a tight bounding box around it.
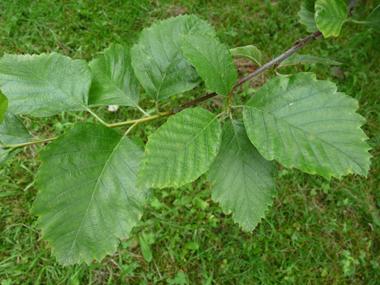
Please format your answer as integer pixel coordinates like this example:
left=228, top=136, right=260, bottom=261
left=0, top=90, right=7, bottom=124
left=0, top=112, right=31, bottom=166
left=88, top=44, right=140, bottom=107
left=131, top=15, right=216, bottom=102
left=366, top=4, right=380, bottom=33
left=180, top=33, right=237, bottom=97
left=243, top=72, right=371, bottom=180
left=0, top=53, right=91, bottom=117
left=137, top=107, right=222, bottom=189
left=230, top=45, right=262, bottom=66
left=278, top=53, right=342, bottom=67
left=298, top=0, right=318, bottom=33
left=209, top=120, right=277, bottom=231
left=315, top=0, right=348, bottom=38
left=32, top=123, right=149, bottom=265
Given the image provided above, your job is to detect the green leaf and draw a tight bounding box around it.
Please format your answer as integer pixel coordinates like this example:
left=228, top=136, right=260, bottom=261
left=131, top=15, right=215, bottom=102
left=0, top=53, right=91, bottom=117
left=230, top=45, right=261, bottom=66
left=32, top=123, right=148, bottom=265
left=137, top=107, right=222, bottom=189
left=315, top=0, right=348, bottom=38
left=366, top=4, right=380, bottom=33
left=243, top=73, right=371, bottom=180
left=298, top=0, right=318, bottom=33
left=138, top=234, right=152, bottom=263
left=180, top=33, right=237, bottom=97
left=88, top=44, right=140, bottom=107
left=0, top=90, right=7, bottom=124
left=278, top=53, right=342, bottom=67
left=0, top=112, right=31, bottom=166
left=209, top=120, right=277, bottom=231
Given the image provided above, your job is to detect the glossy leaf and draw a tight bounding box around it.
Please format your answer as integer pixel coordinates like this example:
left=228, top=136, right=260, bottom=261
left=0, top=53, right=91, bottom=117
left=0, top=112, right=31, bottom=166
left=209, top=120, right=277, bottom=231
left=243, top=73, right=371, bottom=180
left=137, top=107, right=222, bottom=189
left=298, top=0, right=318, bottom=33
left=366, top=4, right=380, bottom=33
left=181, top=33, right=237, bottom=97
left=0, top=91, right=7, bottom=124
left=315, top=0, right=348, bottom=38
left=88, top=44, right=140, bottom=107
left=230, top=45, right=261, bottom=66
left=131, top=15, right=216, bottom=102
left=278, top=53, right=342, bottom=67
left=33, top=123, right=149, bottom=265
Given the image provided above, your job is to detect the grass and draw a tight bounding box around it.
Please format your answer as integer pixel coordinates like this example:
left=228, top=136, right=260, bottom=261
left=1, top=0, right=380, bottom=284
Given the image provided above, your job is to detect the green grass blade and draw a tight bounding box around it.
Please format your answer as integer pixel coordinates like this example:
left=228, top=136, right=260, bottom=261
left=180, top=33, right=237, bottom=97
left=137, top=107, right=222, bottom=189
left=243, top=72, right=371, bottom=180
left=209, top=120, right=277, bottom=231
left=32, top=123, right=148, bottom=265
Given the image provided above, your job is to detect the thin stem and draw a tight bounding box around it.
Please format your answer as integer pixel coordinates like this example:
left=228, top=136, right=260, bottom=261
left=87, top=109, right=108, bottom=126
left=136, top=105, right=150, bottom=117
left=3, top=137, right=58, bottom=150
left=351, top=19, right=368, bottom=25
left=125, top=122, right=138, bottom=136
left=106, top=111, right=172, bottom=129
left=0, top=140, right=5, bottom=147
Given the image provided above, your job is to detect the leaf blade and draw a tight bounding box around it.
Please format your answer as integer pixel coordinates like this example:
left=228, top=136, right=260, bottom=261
left=0, top=53, right=91, bottom=117
left=32, top=123, right=148, bottom=265
left=209, top=120, right=277, bottom=231
left=0, top=112, right=31, bottom=166
left=88, top=44, right=140, bottom=107
left=298, top=0, right=318, bottom=33
left=230, top=45, right=261, bottom=66
left=180, top=33, right=237, bottom=97
left=366, top=4, right=380, bottom=33
left=278, top=53, right=342, bottom=67
left=315, top=0, right=348, bottom=38
left=137, top=107, right=222, bottom=189
left=243, top=72, right=371, bottom=180
left=131, top=15, right=216, bottom=102
left=0, top=90, right=7, bottom=124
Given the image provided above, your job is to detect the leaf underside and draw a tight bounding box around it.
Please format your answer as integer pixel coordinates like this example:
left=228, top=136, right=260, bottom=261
left=209, top=120, right=277, bottom=232
left=366, top=4, right=380, bottom=33
left=230, top=45, right=262, bottom=66
left=0, top=53, right=91, bottom=117
left=180, top=33, right=237, bottom=97
left=243, top=72, right=371, bottom=180
left=0, top=112, right=31, bottom=166
left=33, top=123, right=148, bottom=265
left=298, top=0, right=318, bottom=33
left=88, top=44, right=140, bottom=107
left=278, top=53, right=342, bottom=67
left=0, top=90, right=7, bottom=124
left=137, top=107, right=222, bottom=189
left=315, top=0, right=348, bottom=38
left=131, top=15, right=216, bottom=102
